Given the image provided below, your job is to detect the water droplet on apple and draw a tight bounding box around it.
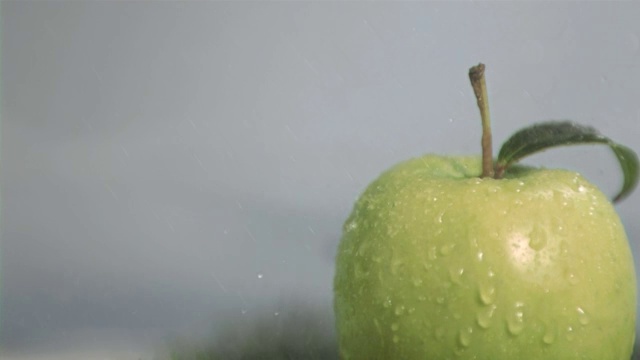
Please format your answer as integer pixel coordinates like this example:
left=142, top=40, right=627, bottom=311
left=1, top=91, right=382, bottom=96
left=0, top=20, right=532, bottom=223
left=391, top=323, right=399, bottom=331
left=507, top=317, right=524, bottom=336
left=458, top=327, right=473, bottom=347
left=392, top=335, right=400, bottom=343
left=566, top=272, right=579, bottom=285
left=356, top=241, right=370, bottom=256
left=395, top=305, right=405, bottom=316
left=434, top=327, right=445, bottom=341
left=354, top=263, right=368, bottom=279
left=566, top=326, right=575, bottom=341
left=476, top=251, right=484, bottom=261
left=428, top=246, right=438, bottom=260
left=449, top=267, right=465, bottom=285
left=408, top=307, right=415, bottom=314
left=560, top=241, right=569, bottom=255
left=506, top=303, right=525, bottom=336
left=390, top=259, right=404, bottom=275
left=412, top=278, right=423, bottom=287
left=478, top=284, right=496, bottom=305
left=577, top=307, right=589, bottom=325
left=418, top=295, right=427, bottom=302
left=436, top=296, right=445, bottom=304
left=543, top=326, right=556, bottom=344
left=476, top=304, right=497, bottom=329
left=383, top=297, right=392, bottom=308
left=528, top=226, right=547, bottom=251
left=439, top=244, right=453, bottom=256
left=345, top=221, right=358, bottom=232
left=372, top=318, right=383, bottom=336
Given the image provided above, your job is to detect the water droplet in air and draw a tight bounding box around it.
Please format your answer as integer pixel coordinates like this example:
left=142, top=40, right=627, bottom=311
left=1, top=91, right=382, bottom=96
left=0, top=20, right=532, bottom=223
left=257, top=273, right=264, bottom=279
left=274, top=312, right=279, bottom=316
left=395, top=305, right=405, bottom=316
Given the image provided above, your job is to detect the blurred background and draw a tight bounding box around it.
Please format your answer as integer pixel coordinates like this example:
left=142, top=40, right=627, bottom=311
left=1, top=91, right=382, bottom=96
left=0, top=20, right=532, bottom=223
left=2, top=2, right=640, bottom=359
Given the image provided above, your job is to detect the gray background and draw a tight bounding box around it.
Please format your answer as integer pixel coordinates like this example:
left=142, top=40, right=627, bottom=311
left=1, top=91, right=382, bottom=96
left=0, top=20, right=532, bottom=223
left=3, top=2, right=640, bottom=359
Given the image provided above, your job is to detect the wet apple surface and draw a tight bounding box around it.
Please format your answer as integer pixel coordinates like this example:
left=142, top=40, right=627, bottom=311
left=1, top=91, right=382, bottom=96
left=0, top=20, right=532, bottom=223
left=334, top=155, right=636, bottom=359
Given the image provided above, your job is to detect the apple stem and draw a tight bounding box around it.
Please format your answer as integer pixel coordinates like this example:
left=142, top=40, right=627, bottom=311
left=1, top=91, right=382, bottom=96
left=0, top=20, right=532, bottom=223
left=469, top=63, right=495, bottom=178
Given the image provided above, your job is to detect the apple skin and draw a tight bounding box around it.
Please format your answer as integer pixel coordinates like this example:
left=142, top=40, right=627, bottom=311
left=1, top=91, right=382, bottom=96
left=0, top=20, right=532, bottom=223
left=334, top=155, right=636, bottom=359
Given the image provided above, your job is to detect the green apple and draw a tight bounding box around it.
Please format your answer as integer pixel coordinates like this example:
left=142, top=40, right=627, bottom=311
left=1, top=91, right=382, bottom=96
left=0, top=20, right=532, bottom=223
left=334, top=64, right=639, bottom=359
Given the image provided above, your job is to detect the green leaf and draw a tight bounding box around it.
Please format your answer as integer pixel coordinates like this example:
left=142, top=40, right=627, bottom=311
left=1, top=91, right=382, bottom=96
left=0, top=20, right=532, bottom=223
left=496, top=120, right=639, bottom=203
